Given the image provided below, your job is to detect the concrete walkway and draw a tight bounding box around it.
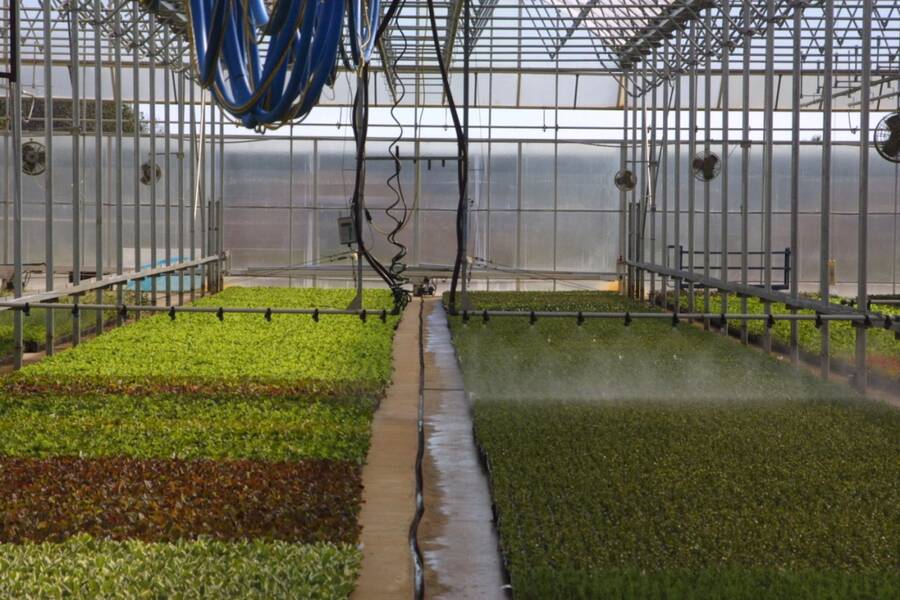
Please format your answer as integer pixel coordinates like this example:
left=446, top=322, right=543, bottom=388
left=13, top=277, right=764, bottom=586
left=353, top=303, right=419, bottom=600
left=420, top=300, right=508, bottom=600
left=353, top=299, right=507, bottom=599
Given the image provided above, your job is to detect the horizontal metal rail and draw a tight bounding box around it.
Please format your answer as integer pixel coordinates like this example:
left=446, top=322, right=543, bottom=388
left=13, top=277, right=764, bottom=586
left=627, top=260, right=885, bottom=318
left=448, top=309, right=896, bottom=331
left=0, top=255, right=223, bottom=311
left=0, top=302, right=396, bottom=322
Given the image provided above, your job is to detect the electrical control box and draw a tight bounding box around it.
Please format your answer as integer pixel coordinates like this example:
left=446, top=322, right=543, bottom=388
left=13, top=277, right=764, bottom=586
left=338, top=216, right=356, bottom=245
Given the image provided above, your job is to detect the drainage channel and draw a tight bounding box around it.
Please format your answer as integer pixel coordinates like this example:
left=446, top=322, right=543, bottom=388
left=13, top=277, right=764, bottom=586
left=419, top=299, right=508, bottom=599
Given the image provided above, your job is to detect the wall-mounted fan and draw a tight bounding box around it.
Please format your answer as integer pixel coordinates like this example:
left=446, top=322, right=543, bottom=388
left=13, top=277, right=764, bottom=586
left=874, top=112, right=900, bottom=164
left=614, top=169, right=637, bottom=192
left=22, top=141, right=47, bottom=176
left=692, top=151, right=720, bottom=182
left=140, top=160, right=162, bottom=185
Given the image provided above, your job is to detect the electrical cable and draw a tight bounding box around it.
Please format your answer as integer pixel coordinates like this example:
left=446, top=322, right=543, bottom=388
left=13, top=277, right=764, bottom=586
left=425, top=0, right=467, bottom=314
left=382, top=0, right=411, bottom=299
left=408, top=296, right=426, bottom=600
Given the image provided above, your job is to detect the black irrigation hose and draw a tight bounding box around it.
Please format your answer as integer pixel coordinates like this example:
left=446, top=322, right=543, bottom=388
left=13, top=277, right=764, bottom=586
left=425, top=0, right=467, bottom=314
left=409, top=297, right=426, bottom=600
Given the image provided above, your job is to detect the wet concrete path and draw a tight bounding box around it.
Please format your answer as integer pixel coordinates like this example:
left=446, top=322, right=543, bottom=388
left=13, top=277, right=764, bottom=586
left=354, top=299, right=506, bottom=599
left=420, top=299, right=508, bottom=599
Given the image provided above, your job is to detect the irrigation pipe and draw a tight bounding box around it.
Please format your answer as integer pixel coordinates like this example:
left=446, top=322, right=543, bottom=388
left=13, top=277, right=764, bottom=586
left=409, top=297, right=426, bottom=600
left=1, top=303, right=895, bottom=332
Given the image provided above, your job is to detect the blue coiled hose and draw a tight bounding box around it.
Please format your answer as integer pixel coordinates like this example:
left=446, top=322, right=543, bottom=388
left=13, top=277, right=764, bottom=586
left=187, top=0, right=381, bottom=128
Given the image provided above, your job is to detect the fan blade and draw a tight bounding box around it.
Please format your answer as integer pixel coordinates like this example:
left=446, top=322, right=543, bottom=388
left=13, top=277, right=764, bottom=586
left=883, top=130, right=900, bottom=158
left=692, top=157, right=704, bottom=171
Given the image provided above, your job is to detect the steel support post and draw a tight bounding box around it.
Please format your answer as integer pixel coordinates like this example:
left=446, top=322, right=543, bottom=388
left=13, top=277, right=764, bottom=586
left=720, top=0, right=731, bottom=335
left=149, top=15, right=158, bottom=304
left=460, top=0, right=471, bottom=309
left=189, top=82, right=197, bottom=302
left=702, top=9, right=712, bottom=330
left=674, top=30, right=682, bottom=311
left=114, top=12, right=124, bottom=326
left=687, top=21, right=697, bottom=312
left=218, top=107, right=225, bottom=292
left=649, top=50, right=658, bottom=299
left=620, top=78, right=628, bottom=295
left=43, top=0, right=55, bottom=352
left=178, top=48, right=186, bottom=306
left=660, top=45, right=670, bottom=301
left=94, top=0, right=104, bottom=334
left=11, top=0, right=23, bottom=369
left=820, top=0, right=833, bottom=377
left=640, top=62, right=648, bottom=300
left=70, top=2, right=82, bottom=345
left=132, top=0, right=142, bottom=318
left=762, top=0, right=776, bottom=353
left=855, top=0, right=872, bottom=391
left=740, top=0, right=751, bottom=345
left=789, top=1, right=802, bottom=361
left=164, top=29, right=172, bottom=306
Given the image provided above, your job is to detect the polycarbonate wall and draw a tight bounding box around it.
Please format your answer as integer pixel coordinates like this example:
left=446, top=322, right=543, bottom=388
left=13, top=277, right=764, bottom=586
left=2, top=135, right=898, bottom=294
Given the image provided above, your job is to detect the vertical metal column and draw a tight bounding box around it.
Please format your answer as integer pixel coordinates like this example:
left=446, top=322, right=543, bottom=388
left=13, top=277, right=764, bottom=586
left=208, top=105, right=215, bottom=292
left=43, top=0, right=55, bottom=353
left=702, top=9, right=712, bottom=329
left=164, top=30, right=172, bottom=306
left=149, top=14, right=158, bottom=304
left=674, top=30, right=682, bottom=311
left=720, top=0, right=731, bottom=335
left=178, top=50, right=185, bottom=305
left=619, top=78, right=627, bottom=295
left=132, top=0, right=142, bottom=317
left=740, top=0, right=751, bottom=345
left=11, top=0, right=23, bottom=369
left=789, top=2, right=802, bottom=361
left=94, top=0, right=104, bottom=334
left=761, top=0, right=775, bottom=353
left=819, top=0, right=833, bottom=376
left=649, top=50, right=658, bottom=298
left=70, top=1, right=82, bottom=345
left=189, top=82, right=197, bottom=301
left=660, top=45, right=670, bottom=301
left=687, top=21, right=697, bottom=312
left=218, top=107, right=225, bottom=291
left=855, top=0, right=872, bottom=391
left=460, top=0, right=470, bottom=308
left=114, top=11, right=124, bottom=325
left=631, top=75, right=638, bottom=297
left=640, top=64, right=649, bottom=300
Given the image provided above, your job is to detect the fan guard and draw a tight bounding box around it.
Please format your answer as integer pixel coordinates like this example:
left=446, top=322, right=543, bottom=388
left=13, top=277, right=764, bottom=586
left=614, top=169, right=637, bottom=192
left=22, top=141, right=47, bottom=176
left=692, top=150, right=721, bottom=182
left=874, top=112, right=900, bottom=164
left=140, top=160, right=162, bottom=186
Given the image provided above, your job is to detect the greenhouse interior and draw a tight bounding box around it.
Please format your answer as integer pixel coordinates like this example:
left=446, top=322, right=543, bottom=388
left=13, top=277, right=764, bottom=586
left=0, top=0, right=898, bottom=598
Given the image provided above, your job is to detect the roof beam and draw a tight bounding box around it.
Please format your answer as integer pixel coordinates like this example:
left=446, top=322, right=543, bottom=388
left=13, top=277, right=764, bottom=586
left=551, top=0, right=602, bottom=59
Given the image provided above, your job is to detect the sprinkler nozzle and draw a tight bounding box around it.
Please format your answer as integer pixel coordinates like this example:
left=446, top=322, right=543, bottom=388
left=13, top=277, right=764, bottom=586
left=719, top=313, right=727, bottom=327
left=576, top=312, right=584, bottom=327
left=119, top=304, right=128, bottom=320
left=672, top=312, right=679, bottom=327
left=23, top=303, right=30, bottom=317
left=360, top=309, right=367, bottom=323
left=624, top=312, right=632, bottom=327
left=313, top=308, right=320, bottom=322
left=380, top=310, right=387, bottom=323
left=815, top=313, right=823, bottom=329
left=217, top=307, right=224, bottom=321
left=482, top=310, right=490, bottom=324
left=884, top=315, right=893, bottom=330
left=169, top=306, right=176, bottom=321
left=766, top=314, right=776, bottom=329
left=265, top=308, right=272, bottom=322
left=529, top=311, right=537, bottom=326
left=462, top=310, right=470, bottom=324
